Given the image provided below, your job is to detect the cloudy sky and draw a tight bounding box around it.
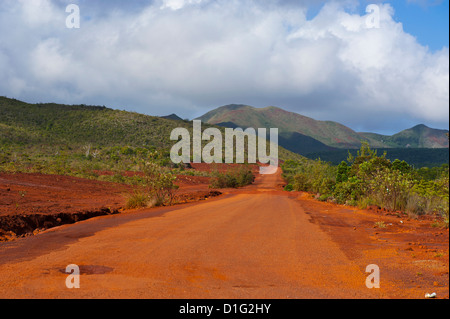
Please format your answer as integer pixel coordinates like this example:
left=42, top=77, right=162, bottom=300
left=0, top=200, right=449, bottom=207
left=0, top=0, right=448, bottom=134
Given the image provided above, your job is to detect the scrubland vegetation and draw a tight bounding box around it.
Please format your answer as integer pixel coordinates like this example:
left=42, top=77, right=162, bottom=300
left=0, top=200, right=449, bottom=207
left=282, top=142, right=449, bottom=227
left=209, top=165, right=255, bottom=189
left=124, top=161, right=179, bottom=209
left=0, top=97, right=299, bottom=188
left=0, top=143, right=254, bottom=209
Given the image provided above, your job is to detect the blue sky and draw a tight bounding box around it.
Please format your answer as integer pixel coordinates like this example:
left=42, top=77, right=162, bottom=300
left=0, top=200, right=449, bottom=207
left=389, top=0, right=449, bottom=51
left=0, top=0, right=448, bottom=135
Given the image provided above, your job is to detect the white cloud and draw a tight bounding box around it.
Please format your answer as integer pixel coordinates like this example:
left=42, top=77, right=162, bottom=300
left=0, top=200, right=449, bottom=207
left=160, top=0, right=206, bottom=10
left=0, top=1, right=448, bottom=133
left=19, top=0, right=59, bottom=26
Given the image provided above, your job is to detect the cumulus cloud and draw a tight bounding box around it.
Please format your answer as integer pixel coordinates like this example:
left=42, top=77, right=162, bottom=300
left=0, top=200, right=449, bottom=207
left=0, top=0, right=448, bottom=133
left=160, top=0, right=206, bottom=10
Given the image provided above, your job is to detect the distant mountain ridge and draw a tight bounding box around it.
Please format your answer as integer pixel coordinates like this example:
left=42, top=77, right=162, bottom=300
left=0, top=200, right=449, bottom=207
left=359, top=124, right=450, bottom=149
left=196, top=104, right=449, bottom=155
left=1, top=97, right=447, bottom=164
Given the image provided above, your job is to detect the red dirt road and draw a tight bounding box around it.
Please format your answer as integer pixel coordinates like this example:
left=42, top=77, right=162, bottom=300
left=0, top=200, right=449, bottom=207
left=0, top=169, right=448, bottom=299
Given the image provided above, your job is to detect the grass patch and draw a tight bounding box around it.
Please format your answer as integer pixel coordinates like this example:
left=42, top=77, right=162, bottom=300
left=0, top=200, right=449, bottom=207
left=125, top=190, right=149, bottom=209
left=374, top=221, right=386, bottom=229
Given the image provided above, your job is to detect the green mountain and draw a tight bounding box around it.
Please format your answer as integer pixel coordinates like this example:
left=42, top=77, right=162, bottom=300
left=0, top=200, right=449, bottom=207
left=197, top=104, right=365, bottom=149
left=0, top=96, right=189, bottom=150
left=1, top=97, right=447, bottom=171
left=0, top=97, right=302, bottom=163
left=359, top=124, right=450, bottom=149
left=197, top=104, right=449, bottom=154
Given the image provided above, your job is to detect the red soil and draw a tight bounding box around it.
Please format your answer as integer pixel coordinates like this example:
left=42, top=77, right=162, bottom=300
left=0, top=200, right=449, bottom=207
left=0, top=165, right=220, bottom=239
left=0, top=165, right=448, bottom=298
left=293, top=192, right=449, bottom=298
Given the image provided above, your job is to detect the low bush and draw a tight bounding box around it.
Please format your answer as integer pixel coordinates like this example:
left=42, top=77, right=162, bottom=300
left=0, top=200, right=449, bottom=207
left=125, top=190, right=149, bottom=209
left=140, top=162, right=178, bottom=206
left=210, top=165, right=255, bottom=189
left=281, top=142, right=449, bottom=226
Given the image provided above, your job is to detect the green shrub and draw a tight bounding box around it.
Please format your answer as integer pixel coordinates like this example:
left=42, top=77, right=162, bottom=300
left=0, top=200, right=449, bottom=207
left=292, top=172, right=312, bottom=192
left=333, top=176, right=363, bottom=204
left=280, top=142, right=449, bottom=224
left=125, top=190, right=149, bottom=209
left=356, top=196, right=376, bottom=209
left=141, top=162, right=178, bottom=206
left=336, top=161, right=349, bottom=183
left=210, top=165, right=255, bottom=189
left=367, top=168, right=413, bottom=211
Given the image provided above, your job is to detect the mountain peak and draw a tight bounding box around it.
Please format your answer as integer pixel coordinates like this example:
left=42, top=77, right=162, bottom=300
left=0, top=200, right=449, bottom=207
left=197, top=104, right=449, bottom=152
left=220, top=104, right=252, bottom=110
left=161, top=113, right=183, bottom=121
left=411, top=124, right=429, bottom=131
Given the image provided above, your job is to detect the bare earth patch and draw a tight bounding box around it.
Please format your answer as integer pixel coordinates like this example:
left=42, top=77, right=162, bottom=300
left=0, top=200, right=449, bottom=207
left=294, top=192, right=449, bottom=299
left=0, top=168, right=219, bottom=241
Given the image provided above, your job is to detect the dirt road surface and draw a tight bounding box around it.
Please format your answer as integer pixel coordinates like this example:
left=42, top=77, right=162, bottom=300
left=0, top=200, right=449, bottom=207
left=0, top=169, right=447, bottom=299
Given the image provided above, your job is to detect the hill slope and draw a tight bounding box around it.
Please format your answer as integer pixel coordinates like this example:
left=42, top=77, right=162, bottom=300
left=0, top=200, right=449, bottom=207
left=0, top=97, right=302, bottom=163
left=197, top=104, right=366, bottom=149
left=0, top=97, right=189, bottom=150
left=197, top=104, right=449, bottom=154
